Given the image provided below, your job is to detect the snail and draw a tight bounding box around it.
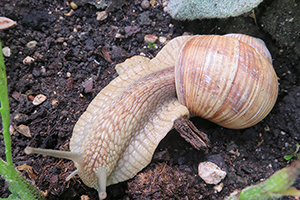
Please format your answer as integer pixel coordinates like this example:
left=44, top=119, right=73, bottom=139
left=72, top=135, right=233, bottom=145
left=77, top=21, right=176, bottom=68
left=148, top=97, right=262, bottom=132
left=25, top=34, right=278, bottom=199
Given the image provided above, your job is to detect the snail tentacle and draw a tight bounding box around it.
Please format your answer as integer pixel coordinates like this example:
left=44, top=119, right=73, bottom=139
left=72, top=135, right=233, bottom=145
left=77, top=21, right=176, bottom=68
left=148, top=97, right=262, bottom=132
left=24, top=147, right=83, bottom=164
left=66, top=169, right=79, bottom=181
left=96, top=167, right=107, bottom=200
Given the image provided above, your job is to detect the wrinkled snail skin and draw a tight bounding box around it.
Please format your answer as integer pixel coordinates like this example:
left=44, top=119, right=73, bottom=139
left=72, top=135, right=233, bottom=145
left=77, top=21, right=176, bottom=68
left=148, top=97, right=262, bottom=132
left=72, top=66, right=189, bottom=189
left=24, top=34, right=278, bottom=199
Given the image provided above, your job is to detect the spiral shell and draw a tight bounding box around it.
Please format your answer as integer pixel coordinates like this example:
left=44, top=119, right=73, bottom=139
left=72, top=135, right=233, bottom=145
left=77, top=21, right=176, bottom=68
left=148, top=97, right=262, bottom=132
left=175, top=34, right=278, bottom=129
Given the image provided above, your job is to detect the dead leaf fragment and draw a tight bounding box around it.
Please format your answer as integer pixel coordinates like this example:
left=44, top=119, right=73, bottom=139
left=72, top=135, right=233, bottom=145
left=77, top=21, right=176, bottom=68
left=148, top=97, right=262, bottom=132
left=11, top=91, right=20, bottom=101
left=17, top=163, right=37, bottom=180
left=82, top=78, right=93, bottom=93
left=16, top=124, right=31, bottom=137
left=0, top=17, right=17, bottom=30
left=98, top=46, right=112, bottom=63
left=64, top=9, right=74, bottom=17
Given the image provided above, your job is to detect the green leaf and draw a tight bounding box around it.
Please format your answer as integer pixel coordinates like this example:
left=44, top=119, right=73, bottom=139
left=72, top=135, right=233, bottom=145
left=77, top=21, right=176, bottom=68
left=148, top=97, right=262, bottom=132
left=284, top=154, right=295, bottom=161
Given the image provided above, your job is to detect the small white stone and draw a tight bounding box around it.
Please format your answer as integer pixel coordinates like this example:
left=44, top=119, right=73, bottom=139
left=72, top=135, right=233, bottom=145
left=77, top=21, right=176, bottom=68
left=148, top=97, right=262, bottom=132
left=66, top=72, right=71, bottom=77
left=26, top=41, right=37, bottom=48
left=158, top=36, right=167, bottom=44
left=70, top=1, right=78, bottom=9
left=23, top=56, right=35, bottom=65
left=32, top=94, right=47, bottom=105
left=51, top=99, right=59, bottom=107
left=41, top=66, right=46, bottom=73
left=2, top=47, right=11, bottom=57
left=139, top=52, right=146, bottom=57
left=9, top=125, right=15, bottom=135
left=115, top=33, right=123, bottom=38
left=198, top=161, right=226, bottom=184
left=144, top=34, right=158, bottom=43
left=96, top=11, right=108, bottom=21
left=213, top=183, right=223, bottom=193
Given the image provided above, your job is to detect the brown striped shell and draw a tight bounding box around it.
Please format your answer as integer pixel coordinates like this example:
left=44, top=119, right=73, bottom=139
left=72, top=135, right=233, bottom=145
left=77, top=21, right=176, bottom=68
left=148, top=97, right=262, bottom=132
left=175, top=34, right=278, bottom=129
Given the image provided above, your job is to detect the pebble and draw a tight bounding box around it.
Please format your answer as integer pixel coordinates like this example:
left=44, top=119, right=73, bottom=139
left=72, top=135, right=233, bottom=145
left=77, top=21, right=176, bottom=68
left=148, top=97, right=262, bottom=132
left=213, top=183, right=223, bottom=193
left=32, top=94, right=47, bottom=105
left=0, top=17, right=17, bottom=30
left=33, top=51, right=44, bottom=60
left=141, top=0, right=150, bottom=9
left=115, top=33, right=123, bottom=38
left=140, top=52, right=146, bottom=57
left=57, top=37, right=65, bottom=43
left=96, top=11, right=108, bottom=21
left=28, top=95, right=35, bottom=101
left=23, top=56, right=35, bottom=65
left=51, top=99, right=59, bottom=107
left=2, top=47, right=11, bottom=57
left=149, top=0, right=156, bottom=6
left=158, top=36, right=167, bottom=44
left=144, top=34, right=158, bottom=43
left=9, top=125, right=15, bottom=135
left=198, top=161, right=227, bottom=184
left=70, top=1, right=78, bottom=9
left=80, top=195, right=90, bottom=200
left=26, top=41, right=37, bottom=48
left=66, top=72, right=71, bottom=77
left=16, top=124, right=31, bottom=137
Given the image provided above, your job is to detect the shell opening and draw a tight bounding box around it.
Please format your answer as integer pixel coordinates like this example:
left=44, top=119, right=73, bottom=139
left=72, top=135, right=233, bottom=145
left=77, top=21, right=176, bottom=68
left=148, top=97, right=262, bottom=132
left=96, top=167, right=107, bottom=199
left=24, top=147, right=83, bottom=164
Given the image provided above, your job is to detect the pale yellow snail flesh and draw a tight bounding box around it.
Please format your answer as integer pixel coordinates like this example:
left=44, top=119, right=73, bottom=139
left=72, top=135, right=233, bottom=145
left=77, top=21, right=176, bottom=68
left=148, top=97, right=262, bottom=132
left=25, top=34, right=278, bottom=199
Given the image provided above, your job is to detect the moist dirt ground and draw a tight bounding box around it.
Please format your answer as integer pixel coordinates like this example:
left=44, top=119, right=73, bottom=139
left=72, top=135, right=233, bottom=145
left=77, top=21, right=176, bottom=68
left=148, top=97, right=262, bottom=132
left=1, top=0, right=300, bottom=199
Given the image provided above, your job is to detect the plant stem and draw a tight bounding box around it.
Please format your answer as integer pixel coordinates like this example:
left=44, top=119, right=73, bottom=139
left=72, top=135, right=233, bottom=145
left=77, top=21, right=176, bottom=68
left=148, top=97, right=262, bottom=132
left=0, top=41, right=12, bottom=168
left=0, top=41, right=45, bottom=200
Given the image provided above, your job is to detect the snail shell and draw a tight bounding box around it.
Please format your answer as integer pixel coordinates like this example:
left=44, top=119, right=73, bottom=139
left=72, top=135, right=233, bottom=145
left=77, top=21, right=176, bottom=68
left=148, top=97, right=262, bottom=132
left=175, top=34, right=278, bottom=129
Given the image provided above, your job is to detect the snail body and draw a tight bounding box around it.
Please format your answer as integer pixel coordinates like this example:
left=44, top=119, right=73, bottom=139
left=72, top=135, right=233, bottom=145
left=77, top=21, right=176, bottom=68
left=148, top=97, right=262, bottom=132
left=25, top=34, right=278, bottom=199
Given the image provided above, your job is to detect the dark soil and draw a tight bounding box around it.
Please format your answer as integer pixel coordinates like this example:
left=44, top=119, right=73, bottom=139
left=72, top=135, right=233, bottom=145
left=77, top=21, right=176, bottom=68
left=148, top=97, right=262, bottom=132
left=1, top=0, right=300, bottom=199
